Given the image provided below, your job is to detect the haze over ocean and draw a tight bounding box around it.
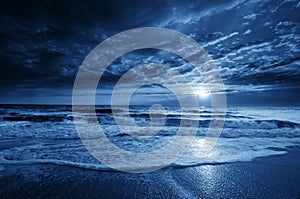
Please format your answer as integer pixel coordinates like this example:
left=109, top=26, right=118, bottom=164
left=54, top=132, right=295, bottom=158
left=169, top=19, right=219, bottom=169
left=0, top=0, right=300, bottom=198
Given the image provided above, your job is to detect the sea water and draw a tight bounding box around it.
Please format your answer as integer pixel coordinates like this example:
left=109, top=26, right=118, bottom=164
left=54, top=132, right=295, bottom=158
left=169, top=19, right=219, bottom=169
left=0, top=105, right=299, bottom=171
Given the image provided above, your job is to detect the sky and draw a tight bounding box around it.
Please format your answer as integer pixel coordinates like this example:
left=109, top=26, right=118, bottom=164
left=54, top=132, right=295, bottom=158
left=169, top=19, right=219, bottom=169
left=0, top=0, right=299, bottom=105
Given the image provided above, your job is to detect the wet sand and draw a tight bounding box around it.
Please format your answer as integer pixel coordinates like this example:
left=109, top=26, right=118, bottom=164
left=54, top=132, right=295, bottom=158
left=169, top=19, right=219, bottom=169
left=0, top=147, right=299, bottom=198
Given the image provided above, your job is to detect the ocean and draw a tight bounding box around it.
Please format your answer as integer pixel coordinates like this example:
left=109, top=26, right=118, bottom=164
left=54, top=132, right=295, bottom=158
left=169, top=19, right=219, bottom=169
left=0, top=105, right=299, bottom=172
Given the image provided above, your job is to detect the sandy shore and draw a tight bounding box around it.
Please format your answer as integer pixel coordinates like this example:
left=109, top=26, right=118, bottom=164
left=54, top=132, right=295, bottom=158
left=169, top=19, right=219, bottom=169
left=0, top=146, right=299, bottom=198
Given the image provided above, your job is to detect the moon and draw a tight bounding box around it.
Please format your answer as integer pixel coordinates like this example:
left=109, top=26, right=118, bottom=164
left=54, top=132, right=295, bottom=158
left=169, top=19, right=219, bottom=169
left=194, top=88, right=210, bottom=98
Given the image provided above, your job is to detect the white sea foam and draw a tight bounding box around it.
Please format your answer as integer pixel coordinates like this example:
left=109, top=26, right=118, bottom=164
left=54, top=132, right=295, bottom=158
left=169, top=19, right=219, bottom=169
left=174, top=137, right=298, bottom=167
left=0, top=106, right=299, bottom=171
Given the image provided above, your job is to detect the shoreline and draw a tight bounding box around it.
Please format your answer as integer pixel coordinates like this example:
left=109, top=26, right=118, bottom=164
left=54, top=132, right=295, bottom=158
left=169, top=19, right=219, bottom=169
left=0, top=147, right=299, bottom=198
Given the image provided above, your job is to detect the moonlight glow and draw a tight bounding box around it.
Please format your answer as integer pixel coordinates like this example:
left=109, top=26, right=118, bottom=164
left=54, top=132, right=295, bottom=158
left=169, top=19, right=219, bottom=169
left=194, top=88, right=210, bottom=98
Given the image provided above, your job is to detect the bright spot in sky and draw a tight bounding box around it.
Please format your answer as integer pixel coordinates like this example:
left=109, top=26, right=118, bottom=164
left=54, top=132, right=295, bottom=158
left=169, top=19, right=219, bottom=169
left=194, top=88, right=210, bottom=98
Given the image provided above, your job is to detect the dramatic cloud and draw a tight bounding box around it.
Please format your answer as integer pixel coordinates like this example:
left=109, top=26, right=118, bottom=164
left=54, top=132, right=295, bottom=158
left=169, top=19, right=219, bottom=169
left=0, top=0, right=299, bottom=104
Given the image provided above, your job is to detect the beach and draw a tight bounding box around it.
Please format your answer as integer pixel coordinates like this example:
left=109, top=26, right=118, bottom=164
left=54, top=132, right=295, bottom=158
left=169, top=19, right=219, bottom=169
left=1, top=0, right=300, bottom=198
left=0, top=105, right=299, bottom=198
left=1, top=146, right=299, bottom=198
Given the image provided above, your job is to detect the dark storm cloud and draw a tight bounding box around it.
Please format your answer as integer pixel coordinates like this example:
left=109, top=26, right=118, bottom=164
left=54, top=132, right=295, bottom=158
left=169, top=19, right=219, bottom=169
left=0, top=0, right=299, bottom=104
